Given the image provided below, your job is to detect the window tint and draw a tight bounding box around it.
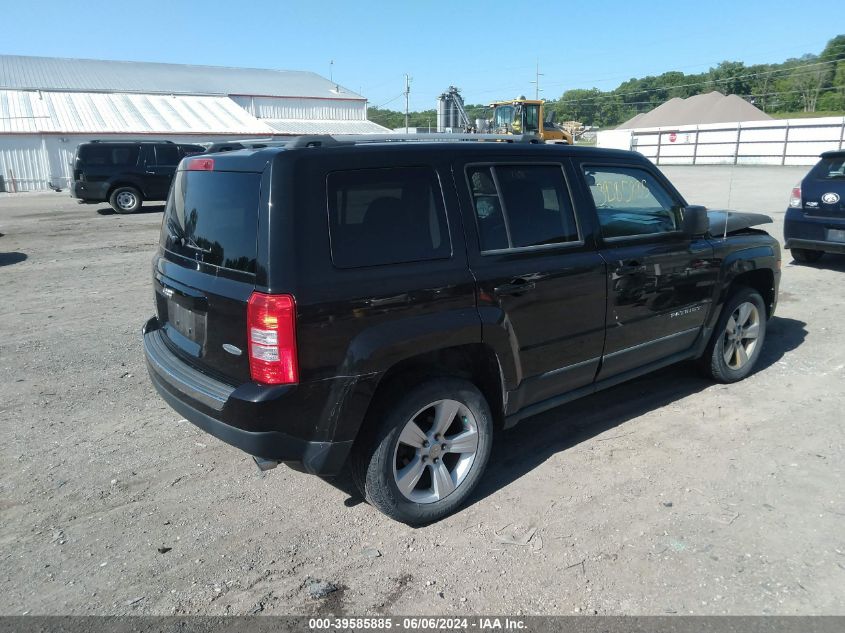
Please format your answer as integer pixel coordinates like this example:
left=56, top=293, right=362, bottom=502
left=810, top=157, right=845, bottom=180
left=327, top=167, right=450, bottom=268
left=161, top=171, right=260, bottom=273
left=78, top=144, right=138, bottom=167
left=155, top=144, right=180, bottom=166
left=583, top=166, right=680, bottom=238
left=467, top=164, right=579, bottom=251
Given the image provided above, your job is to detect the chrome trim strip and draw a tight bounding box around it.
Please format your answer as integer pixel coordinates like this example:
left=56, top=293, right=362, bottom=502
left=603, top=327, right=700, bottom=360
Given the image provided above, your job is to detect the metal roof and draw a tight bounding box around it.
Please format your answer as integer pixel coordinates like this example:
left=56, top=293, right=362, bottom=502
left=0, top=89, right=276, bottom=135
left=263, top=119, right=390, bottom=135
left=0, top=55, right=365, bottom=100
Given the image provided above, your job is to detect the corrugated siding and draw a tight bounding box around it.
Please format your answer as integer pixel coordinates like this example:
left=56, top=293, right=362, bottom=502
left=0, top=136, right=48, bottom=191
left=0, top=90, right=275, bottom=134
left=0, top=55, right=365, bottom=100
left=230, top=95, right=367, bottom=120
left=263, top=119, right=391, bottom=135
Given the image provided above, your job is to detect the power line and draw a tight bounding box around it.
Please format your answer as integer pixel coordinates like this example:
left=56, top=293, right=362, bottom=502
left=550, top=59, right=843, bottom=105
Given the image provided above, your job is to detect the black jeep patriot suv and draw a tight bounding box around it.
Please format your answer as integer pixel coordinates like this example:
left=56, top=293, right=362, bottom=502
left=143, top=136, right=781, bottom=524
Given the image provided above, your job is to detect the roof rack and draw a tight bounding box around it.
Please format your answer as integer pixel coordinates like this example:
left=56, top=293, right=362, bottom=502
left=283, top=133, right=538, bottom=148
left=89, top=139, right=175, bottom=144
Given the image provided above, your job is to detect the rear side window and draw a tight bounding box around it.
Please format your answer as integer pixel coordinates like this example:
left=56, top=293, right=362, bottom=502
left=810, top=156, right=845, bottom=180
left=161, top=170, right=260, bottom=274
left=77, top=144, right=138, bottom=167
left=327, top=167, right=451, bottom=268
left=467, top=164, right=579, bottom=251
left=155, top=145, right=180, bottom=166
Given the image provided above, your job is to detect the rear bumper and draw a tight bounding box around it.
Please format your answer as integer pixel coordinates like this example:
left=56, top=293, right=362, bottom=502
left=784, top=238, right=845, bottom=255
left=70, top=180, right=109, bottom=202
left=143, top=317, right=369, bottom=476
left=784, top=209, right=845, bottom=253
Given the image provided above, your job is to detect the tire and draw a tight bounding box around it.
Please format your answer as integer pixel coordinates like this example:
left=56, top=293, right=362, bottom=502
left=109, top=186, right=143, bottom=214
left=351, top=378, right=493, bottom=525
left=701, top=287, right=767, bottom=383
left=791, top=248, right=823, bottom=264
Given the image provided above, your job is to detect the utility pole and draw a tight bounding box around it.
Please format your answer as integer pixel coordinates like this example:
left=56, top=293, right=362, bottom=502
left=404, top=73, right=412, bottom=133
left=531, top=61, right=544, bottom=100
left=330, top=60, right=334, bottom=83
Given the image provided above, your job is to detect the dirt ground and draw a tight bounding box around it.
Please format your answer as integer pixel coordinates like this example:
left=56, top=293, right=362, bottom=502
left=1, top=165, right=843, bottom=616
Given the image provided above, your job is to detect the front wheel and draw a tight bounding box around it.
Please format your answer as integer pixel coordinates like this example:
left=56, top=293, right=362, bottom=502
left=791, top=248, right=823, bottom=264
left=701, top=287, right=767, bottom=383
left=351, top=378, right=493, bottom=525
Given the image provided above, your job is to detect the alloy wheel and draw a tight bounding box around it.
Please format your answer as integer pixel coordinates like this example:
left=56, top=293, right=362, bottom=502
left=722, top=301, right=761, bottom=370
left=392, top=399, right=479, bottom=504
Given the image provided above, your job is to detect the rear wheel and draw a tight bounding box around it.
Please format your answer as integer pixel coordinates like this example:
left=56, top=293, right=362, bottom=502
left=109, top=186, right=142, bottom=214
left=701, top=287, right=767, bottom=383
left=791, top=248, right=823, bottom=264
left=351, top=378, right=493, bottom=525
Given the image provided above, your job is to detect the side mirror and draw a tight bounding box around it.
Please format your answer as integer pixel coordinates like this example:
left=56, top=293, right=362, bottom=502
left=681, top=205, right=709, bottom=236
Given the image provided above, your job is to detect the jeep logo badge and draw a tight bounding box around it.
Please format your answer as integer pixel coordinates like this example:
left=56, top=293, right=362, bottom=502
left=822, top=192, right=840, bottom=204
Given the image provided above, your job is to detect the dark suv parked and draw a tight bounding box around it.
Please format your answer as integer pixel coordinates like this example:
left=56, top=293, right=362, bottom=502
left=143, top=136, right=781, bottom=524
left=70, top=140, right=204, bottom=213
left=784, top=150, right=845, bottom=263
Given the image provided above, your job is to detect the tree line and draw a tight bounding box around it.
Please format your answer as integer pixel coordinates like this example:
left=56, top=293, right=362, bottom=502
left=368, top=35, right=845, bottom=130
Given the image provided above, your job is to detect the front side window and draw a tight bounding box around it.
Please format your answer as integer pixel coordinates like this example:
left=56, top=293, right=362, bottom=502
left=327, top=167, right=451, bottom=268
left=583, top=166, right=680, bottom=239
left=493, top=106, right=514, bottom=129
left=467, top=164, right=579, bottom=251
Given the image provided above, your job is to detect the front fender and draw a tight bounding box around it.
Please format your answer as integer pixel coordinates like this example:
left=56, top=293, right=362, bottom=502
left=707, top=242, right=780, bottom=330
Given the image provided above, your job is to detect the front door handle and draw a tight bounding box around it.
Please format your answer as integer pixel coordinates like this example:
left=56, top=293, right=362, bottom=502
left=494, top=279, right=536, bottom=297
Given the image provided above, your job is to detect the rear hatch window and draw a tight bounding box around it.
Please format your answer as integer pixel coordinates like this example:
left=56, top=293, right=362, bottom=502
left=809, top=156, right=845, bottom=180
left=161, top=170, right=260, bottom=274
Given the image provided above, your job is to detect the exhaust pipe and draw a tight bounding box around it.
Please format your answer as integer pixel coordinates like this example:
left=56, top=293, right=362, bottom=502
left=253, top=456, right=279, bottom=472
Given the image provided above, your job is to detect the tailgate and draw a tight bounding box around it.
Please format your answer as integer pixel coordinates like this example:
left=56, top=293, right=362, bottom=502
left=155, top=167, right=262, bottom=385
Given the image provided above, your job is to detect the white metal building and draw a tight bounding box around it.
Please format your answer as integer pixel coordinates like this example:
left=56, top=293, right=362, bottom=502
left=0, top=55, right=388, bottom=191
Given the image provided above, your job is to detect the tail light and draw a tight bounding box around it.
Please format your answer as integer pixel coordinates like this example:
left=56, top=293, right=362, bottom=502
left=187, top=157, right=214, bottom=171
left=788, top=184, right=802, bottom=209
left=247, top=292, right=298, bottom=385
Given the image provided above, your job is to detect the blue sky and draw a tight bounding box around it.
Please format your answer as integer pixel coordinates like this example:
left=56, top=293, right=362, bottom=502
left=1, top=0, right=841, bottom=110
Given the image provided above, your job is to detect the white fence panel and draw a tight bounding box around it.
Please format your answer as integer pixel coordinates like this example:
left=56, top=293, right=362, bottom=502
left=600, top=116, right=845, bottom=166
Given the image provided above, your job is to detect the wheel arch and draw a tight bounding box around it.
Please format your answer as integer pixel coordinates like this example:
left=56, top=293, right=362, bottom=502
left=107, top=180, right=146, bottom=200
left=364, top=343, right=507, bottom=432
left=730, top=268, right=775, bottom=318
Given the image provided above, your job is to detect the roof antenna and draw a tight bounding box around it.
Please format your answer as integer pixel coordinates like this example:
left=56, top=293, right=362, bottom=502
left=724, top=166, right=735, bottom=239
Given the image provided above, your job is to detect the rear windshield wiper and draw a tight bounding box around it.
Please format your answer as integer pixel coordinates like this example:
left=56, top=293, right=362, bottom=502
left=166, top=217, right=212, bottom=254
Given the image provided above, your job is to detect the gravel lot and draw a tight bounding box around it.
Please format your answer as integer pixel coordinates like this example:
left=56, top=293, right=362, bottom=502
left=1, top=166, right=843, bottom=616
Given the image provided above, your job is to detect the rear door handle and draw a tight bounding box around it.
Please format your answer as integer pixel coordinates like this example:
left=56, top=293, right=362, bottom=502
left=494, top=279, right=536, bottom=296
